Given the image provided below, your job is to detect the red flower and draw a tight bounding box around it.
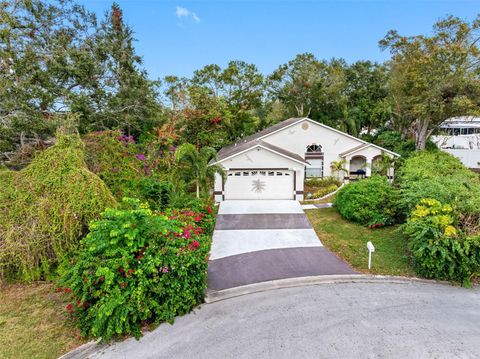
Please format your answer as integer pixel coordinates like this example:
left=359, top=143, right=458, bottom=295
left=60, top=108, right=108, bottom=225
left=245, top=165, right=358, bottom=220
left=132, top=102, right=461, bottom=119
left=118, top=266, right=124, bottom=273
left=206, top=206, right=212, bottom=214
left=189, top=240, right=200, bottom=251
left=127, top=269, right=134, bottom=275
left=66, top=303, right=74, bottom=312
left=183, top=230, right=191, bottom=239
left=64, top=287, right=71, bottom=294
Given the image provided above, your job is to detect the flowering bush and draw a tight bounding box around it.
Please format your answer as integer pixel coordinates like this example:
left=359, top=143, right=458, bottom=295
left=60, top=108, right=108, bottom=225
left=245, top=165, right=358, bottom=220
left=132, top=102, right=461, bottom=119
left=335, top=176, right=400, bottom=226
left=404, top=199, right=480, bottom=286
left=57, top=198, right=215, bottom=341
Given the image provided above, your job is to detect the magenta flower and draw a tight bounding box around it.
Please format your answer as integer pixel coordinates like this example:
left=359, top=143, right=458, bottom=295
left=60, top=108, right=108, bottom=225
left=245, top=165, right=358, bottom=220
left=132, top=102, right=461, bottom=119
left=169, top=145, right=176, bottom=152
left=135, top=154, right=146, bottom=161
left=183, top=230, right=191, bottom=239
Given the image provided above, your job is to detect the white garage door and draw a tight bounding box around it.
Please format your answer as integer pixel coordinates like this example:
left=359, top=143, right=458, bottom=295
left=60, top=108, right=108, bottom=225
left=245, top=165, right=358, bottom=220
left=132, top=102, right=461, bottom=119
left=224, top=170, right=294, bottom=200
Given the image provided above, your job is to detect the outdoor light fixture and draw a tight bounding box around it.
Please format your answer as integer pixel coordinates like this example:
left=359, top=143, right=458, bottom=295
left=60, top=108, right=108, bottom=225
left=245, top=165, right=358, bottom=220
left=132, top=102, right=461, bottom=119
left=367, top=241, right=375, bottom=269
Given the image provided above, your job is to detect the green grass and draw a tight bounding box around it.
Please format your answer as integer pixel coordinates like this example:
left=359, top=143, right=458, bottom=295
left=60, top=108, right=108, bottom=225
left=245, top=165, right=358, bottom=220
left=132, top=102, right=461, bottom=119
left=306, top=208, right=415, bottom=276
left=0, top=282, right=84, bottom=359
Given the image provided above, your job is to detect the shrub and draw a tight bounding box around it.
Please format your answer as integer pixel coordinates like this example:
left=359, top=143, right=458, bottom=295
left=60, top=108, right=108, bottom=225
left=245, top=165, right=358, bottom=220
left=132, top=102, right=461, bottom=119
left=404, top=199, right=480, bottom=286
left=398, top=151, right=480, bottom=221
left=305, top=177, right=341, bottom=188
left=0, top=134, right=116, bottom=281
left=335, top=176, right=400, bottom=226
left=57, top=198, right=214, bottom=341
left=313, top=184, right=339, bottom=199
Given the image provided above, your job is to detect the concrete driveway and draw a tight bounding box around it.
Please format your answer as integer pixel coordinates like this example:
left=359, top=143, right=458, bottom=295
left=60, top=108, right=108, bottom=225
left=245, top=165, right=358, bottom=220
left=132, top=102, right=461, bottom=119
left=208, top=200, right=355, bottom=291
left=89, top=282, right=480, bottom=359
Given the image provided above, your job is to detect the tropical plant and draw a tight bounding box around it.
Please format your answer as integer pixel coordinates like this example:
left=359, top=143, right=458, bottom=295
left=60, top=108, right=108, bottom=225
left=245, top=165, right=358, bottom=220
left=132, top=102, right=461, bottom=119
left=330, top=159, right=348, bottom=179
left=175, top=143, right=225, bottom=198
left=58, top=198, right=214, bottom=341
left=404, top=198, right=480, bottom=286
left=372, top=154, right=396, bottom=176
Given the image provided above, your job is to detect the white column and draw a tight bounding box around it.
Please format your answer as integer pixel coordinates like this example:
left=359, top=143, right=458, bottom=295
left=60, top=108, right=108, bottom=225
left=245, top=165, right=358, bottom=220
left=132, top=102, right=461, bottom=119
left=365, top=157, right=372, bottom=177
left=344, top=157, right=351, bottom=182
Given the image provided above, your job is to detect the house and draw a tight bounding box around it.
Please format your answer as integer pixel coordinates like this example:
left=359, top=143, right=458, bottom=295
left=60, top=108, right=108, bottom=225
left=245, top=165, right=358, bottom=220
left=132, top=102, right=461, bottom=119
left=432, top=116, right=480, bottom=171
left=211, top=117, right=399, bottom=202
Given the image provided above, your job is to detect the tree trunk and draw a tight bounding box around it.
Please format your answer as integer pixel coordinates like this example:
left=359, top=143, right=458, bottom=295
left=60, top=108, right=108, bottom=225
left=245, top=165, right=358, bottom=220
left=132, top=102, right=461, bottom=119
left=415, top=119, right=430, bottom=151
left=196, top=182, right=200, bottom=199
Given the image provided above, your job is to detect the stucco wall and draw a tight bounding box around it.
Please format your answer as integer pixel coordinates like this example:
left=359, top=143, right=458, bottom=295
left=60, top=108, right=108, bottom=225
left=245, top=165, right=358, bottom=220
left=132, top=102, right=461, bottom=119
left=263, top=120, right=364, bottom=177
left=214, top=146, right=305, bottom=202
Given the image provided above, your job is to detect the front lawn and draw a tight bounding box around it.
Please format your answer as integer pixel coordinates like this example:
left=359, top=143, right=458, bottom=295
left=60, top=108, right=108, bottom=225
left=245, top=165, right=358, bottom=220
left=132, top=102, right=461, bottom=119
left=0, top=282, right=84, bottom=359
left=306, top=208, right=415, bottom=276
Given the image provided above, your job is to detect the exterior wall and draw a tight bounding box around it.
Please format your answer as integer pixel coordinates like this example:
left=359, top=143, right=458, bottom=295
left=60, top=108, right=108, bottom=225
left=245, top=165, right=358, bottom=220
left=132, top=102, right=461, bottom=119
left=214, top=146, right=305, bottom=202
left=432, top=134, right=480, bottom=150
left=441, top=149, right=480, bottom=169
left=263, top=119, right=365, bottom=177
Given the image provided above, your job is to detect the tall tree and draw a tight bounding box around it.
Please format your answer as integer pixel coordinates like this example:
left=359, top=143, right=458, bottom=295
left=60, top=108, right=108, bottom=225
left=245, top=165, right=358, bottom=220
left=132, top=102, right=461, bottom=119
left=91, top=3, right=162, bottom=135
left=380, top=15, right=480, bottom=150
left=0, top=0, right=99, bottom=153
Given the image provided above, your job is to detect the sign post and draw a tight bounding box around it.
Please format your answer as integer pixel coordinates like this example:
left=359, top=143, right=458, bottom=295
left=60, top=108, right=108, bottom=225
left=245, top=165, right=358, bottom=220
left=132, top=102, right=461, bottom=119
left=367, top=241, right=375, bottom=270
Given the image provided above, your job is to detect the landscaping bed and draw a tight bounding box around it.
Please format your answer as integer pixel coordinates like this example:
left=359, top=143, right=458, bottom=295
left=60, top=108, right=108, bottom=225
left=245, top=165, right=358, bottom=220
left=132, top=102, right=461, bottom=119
left=306, top=208, right=414, bottom=276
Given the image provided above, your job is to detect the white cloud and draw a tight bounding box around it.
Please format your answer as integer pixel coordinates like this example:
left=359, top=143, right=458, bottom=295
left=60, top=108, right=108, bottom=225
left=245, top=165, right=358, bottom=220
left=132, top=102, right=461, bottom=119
left=175, top=6, right=200, bottom=23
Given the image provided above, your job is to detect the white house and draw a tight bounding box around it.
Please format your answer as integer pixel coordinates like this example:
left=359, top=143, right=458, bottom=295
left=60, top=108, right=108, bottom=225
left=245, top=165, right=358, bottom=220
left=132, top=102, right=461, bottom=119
left=432, top=116, right=480, bottom=170
left=211, top=117, right=399, bottom=202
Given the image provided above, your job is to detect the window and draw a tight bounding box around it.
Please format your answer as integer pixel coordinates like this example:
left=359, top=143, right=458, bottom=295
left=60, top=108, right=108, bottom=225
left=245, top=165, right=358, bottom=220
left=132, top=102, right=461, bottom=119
left=305, top=158, right=324, bottom=178
left=260, top=171, right=266, bottom=176
left=243, top=172, right=249, bottom=176
left=268, top=171, right=274, bottom=176
left=251, top=171, right=258, bottom=176
left=306, top=144, right=323, bottom=153
left=234, top=172, right=241, bottom=176
left=276, top=172, right=283, bottom=176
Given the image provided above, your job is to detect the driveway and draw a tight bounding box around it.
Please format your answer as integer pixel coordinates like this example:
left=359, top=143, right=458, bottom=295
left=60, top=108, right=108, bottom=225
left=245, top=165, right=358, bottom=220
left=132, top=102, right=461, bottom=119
left=89, top=282, right=480, bottom=359
left=207, top=200, right=355, bottom=291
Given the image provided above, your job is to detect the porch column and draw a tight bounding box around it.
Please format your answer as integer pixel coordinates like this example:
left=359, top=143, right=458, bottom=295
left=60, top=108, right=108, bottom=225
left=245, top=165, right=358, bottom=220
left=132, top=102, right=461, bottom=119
left=344, top=157, right=351, bottom=183
left=365, top=157, right=372, bottom=177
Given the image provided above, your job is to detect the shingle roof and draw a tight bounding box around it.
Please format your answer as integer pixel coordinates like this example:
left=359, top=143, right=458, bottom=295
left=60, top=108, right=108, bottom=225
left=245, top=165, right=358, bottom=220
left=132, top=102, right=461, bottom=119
left=216, top=139, right=309, bottom=165
left=339, top=144, right=370, bottom=157
left=217, top=118, right=305, bottom=161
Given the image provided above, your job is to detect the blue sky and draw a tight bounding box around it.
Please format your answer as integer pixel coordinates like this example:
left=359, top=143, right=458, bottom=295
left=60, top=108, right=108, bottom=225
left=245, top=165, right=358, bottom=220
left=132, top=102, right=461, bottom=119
left=76, top=1, right=479, bottom=80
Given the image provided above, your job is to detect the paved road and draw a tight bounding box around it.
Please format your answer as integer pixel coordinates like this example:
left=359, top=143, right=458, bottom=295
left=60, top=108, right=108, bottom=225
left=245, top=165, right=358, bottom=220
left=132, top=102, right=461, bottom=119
left=90, top=282, right=480, bottom=359
left=208, top=200, right=355, bottom=291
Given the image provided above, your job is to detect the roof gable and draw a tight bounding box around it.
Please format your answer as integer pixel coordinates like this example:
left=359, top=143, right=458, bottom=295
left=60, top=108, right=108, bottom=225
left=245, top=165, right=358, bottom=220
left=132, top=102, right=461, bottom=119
left=215, top=117, right=400, bottom=162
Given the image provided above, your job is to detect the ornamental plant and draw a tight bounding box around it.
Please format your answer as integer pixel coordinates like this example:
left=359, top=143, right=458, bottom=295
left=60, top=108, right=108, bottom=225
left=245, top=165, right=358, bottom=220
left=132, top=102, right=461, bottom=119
left=335, top=176, right=400, bottom=226
left=57, top=198, right=214, bottom=341
left=403, top=199, right=480, bottom=286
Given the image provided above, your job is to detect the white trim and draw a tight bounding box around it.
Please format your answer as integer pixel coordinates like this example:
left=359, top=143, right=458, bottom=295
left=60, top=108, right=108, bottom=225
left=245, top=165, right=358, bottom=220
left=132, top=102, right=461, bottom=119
left=257, top=117, right=401, bottom=158
left=212, top=144, right=310, bottom=167
left=340, top=144, right=390, bottom=158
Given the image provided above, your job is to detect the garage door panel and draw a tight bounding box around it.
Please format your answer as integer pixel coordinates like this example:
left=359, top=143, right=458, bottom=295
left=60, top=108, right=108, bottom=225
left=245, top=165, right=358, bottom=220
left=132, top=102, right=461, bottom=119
left=225, top=170, right=293, bottom=200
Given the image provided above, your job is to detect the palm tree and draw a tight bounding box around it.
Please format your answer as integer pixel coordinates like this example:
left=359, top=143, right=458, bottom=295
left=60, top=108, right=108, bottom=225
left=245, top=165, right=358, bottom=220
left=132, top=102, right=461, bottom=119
left=372, top=154, right=396, bottom=177
left=175, top=143, right=225, bottom=198
left=330, top=159, right=348, bottom=179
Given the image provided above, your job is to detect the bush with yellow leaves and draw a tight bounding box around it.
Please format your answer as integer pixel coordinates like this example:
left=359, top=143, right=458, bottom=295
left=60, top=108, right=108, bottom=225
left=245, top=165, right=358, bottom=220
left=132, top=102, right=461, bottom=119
left=404, top=199, right=480, bottom=286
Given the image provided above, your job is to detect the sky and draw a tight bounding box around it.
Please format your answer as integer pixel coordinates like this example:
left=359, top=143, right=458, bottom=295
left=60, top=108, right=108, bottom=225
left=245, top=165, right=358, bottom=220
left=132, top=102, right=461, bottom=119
left=76, top=0, right=479, bottom=80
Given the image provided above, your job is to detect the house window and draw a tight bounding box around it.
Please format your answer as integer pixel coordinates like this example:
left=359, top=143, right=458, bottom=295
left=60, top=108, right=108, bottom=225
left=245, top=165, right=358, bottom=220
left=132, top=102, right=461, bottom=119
left=306, top=144, right=323, bottom=153
left=305, top=144, right=324, bottom=178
